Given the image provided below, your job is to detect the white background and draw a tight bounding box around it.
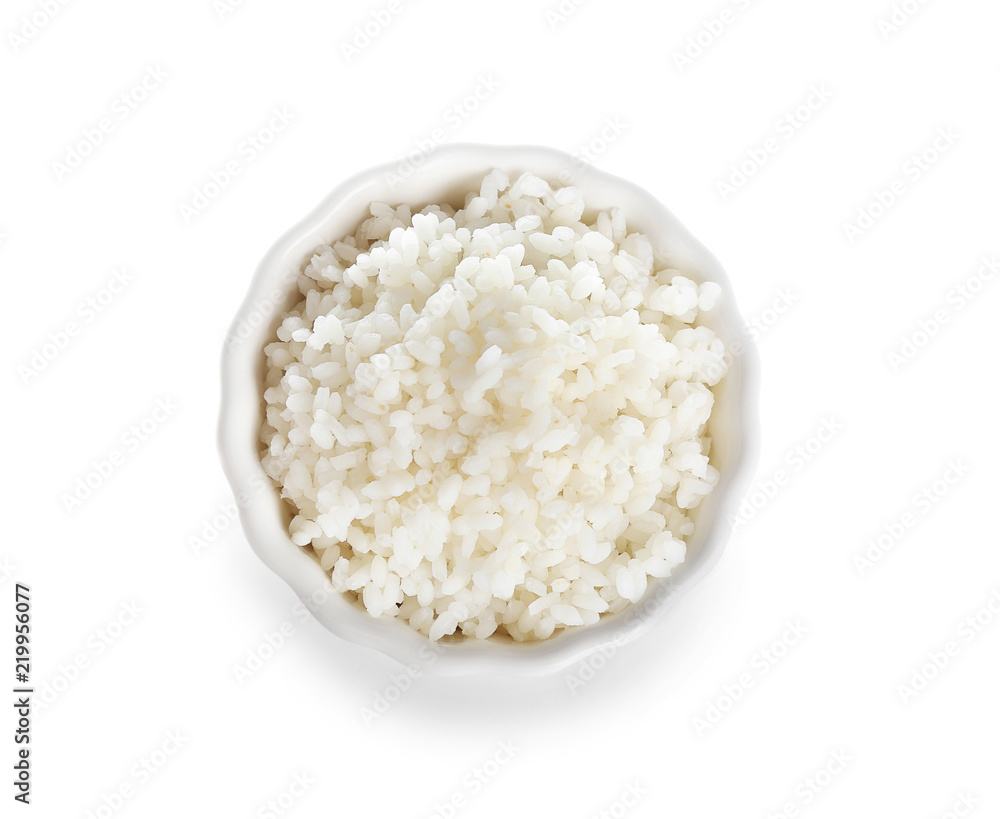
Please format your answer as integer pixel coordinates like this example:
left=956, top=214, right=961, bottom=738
left=3, top=0, right=999, bottom=817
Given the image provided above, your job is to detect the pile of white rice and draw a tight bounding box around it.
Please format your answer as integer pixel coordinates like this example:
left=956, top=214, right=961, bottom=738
left=260, top=169, right=727, bottom=641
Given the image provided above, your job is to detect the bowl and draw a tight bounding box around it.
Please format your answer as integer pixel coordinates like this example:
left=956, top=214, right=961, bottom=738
left=218, top=143, right=759, bottom=676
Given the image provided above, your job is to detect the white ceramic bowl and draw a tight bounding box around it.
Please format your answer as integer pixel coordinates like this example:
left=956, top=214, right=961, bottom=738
left=219, top=144, right=759, bottom=676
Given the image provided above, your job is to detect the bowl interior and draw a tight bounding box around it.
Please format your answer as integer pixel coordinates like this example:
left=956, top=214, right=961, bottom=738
left=219, top=144, right=756, bottom=676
